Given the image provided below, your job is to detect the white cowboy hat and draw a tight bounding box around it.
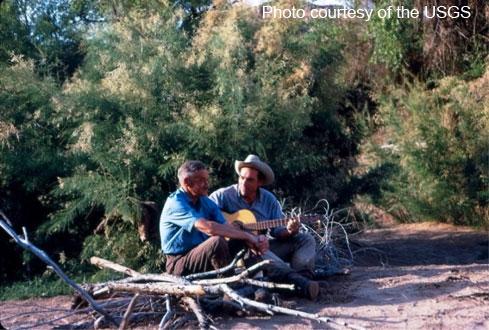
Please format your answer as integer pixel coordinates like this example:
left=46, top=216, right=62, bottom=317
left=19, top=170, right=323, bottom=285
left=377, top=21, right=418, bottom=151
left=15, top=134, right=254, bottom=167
left=235, top=154, right=275, bottom=185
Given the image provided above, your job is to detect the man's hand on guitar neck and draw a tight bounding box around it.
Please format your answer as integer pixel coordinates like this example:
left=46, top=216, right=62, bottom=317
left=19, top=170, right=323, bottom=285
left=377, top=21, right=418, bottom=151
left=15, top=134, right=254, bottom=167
left=275, top=216, right=300, bottom=239
left=287, top=216, right=301, bottom=235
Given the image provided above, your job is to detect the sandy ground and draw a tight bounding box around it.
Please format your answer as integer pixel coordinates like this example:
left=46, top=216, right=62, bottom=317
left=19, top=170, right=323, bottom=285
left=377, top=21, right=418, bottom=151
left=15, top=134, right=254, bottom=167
left=1, top=222, right=488, bottom=329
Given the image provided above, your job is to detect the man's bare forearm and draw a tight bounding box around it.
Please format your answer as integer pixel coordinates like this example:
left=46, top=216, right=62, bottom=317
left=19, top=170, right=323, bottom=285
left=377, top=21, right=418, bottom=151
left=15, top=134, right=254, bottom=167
left=194, top=219, right=253, bottom=241
left=194, top=219, right=268, bottom=254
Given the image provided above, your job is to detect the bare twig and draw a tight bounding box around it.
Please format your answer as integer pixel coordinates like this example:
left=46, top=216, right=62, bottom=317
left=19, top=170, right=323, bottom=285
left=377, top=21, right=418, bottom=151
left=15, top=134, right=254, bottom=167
left=182, top=297, right=209, bottom=330
left=91, top=256, right=141, bottom=277
left=185, top=249, right=246, bottom=280
left=0, top=209, right=13, bottom=226
left=0, top=216, right=118, bottom=328
left=239, top=278, right=294, bottom=290
left=192, top=260, right=272, bottom=285
left=118, top=294, right=139, bottom=330
left=159, top=294, right=172, bottom=330
left=167, top=313, right=195, bottom=329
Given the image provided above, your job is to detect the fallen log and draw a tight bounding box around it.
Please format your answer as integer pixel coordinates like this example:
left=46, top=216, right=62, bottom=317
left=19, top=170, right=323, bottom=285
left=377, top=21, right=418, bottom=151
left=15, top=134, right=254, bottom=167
left=91, top=256, right=141, bottom=277
left=107, top=282, right=208, bottom=296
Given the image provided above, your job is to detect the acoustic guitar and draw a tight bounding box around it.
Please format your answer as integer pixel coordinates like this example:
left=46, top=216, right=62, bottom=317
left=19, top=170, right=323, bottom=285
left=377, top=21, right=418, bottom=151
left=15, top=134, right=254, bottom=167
left=222, top=209, right=322, bottom=235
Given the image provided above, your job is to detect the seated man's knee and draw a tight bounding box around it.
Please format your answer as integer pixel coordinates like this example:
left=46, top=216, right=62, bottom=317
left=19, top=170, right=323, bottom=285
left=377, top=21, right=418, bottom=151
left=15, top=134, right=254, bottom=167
left=207, top=236, right=233, bottom=270
left=297, top=232, right=316, bottom=248
left=207, top=236, right=229, bottom=253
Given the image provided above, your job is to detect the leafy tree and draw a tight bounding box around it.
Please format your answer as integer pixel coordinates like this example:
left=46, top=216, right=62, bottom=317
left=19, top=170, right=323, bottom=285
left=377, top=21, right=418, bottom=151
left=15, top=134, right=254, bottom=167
left=0, top=0, right=88, bottom=279
left=185, top=0, right=363, bottom=201
left=36, top=3, right=189, bottom=271
left=0, top=56, right=68, bottom=280
left=0, top=1, right=34, bottom=63
left=35, top=0, right=369, bottom=272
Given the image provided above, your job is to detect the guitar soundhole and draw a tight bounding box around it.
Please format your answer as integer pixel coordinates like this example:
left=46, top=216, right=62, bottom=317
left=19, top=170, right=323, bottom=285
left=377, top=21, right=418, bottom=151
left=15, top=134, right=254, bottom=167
left=232, top=220, right=245, bottom=230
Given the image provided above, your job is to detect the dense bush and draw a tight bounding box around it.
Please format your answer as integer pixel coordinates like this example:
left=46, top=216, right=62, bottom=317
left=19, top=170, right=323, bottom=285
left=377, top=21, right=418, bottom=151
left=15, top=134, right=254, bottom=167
left=367, top=66, right=489, bottom=228
left=0, top=57, right=70, bottom=281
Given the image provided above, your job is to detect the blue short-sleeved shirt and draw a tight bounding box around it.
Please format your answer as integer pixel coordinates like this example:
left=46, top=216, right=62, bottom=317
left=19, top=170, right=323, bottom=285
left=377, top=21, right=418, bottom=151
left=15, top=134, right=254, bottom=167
left=209, top=184, right=285, bottom=237
left=160, top=188, right=226, bottom=255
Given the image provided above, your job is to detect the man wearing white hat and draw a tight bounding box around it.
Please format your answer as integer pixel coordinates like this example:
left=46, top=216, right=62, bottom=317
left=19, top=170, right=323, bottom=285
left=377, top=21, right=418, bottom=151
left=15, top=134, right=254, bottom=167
left=210, top=155, right=319, bottom=300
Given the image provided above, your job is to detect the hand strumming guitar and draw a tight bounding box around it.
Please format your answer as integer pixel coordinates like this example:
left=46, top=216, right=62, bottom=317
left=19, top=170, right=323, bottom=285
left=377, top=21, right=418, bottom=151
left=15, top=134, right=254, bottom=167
left=246, top=234, right=269, bottom=256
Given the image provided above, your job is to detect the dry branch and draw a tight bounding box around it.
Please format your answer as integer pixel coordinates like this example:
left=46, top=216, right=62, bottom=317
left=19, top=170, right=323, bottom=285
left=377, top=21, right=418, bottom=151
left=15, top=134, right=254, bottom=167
left=117, top=274, right=191, bottom=285
left=0, top=213, right=119, bottom=328
left=185, top=249, right=246, bottom=280
left=91, top=256, right=141, bottom=277
left=182, top=297, right=210, bottom=330
left=118, top=294, right=139, bottom=330
left=107, top=282, right=208, bottom=296
left=192, top=259, right=273, bottom=285
left=158, top=294, right=172, bottom=330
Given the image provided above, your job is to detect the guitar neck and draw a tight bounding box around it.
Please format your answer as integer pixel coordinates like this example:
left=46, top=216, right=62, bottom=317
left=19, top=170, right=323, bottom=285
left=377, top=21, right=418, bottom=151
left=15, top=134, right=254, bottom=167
left=243, top=218, right=290, bottom=231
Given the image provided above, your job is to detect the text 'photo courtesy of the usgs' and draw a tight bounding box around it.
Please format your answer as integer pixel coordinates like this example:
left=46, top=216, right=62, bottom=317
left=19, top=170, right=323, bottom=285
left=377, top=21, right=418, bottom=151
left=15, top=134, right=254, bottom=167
left=262, top=5, right=472, bottom=21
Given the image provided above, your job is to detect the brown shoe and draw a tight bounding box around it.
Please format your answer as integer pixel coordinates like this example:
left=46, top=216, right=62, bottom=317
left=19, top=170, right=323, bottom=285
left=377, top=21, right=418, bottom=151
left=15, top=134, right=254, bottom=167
left=305, top=280, right=319, bottom=301
left=288, top=273, right=319, bottom=300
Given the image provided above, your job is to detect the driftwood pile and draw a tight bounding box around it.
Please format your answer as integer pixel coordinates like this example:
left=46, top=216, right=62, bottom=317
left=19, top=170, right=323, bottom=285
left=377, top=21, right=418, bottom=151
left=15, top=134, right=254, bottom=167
left=82, top=254, right=356, bottom=329
left=1, top=209, right=365, bottom=330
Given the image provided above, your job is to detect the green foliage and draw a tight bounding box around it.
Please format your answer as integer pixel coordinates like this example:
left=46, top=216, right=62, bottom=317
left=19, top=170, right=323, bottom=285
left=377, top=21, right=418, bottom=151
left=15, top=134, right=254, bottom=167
left=368, top=70, right=489, bottom=227
left=0, top=56, right=72, bottom=280
left=183, top=2, right=360, bottom=201
left=81, top=225, right=164, bottom=273
left=369, top=0, right=421, bottom=73
left=0, top=0, right=85, bottom=82
left=0, top=267, right=127, bottom=300
left=369, top=1, right=489, bottom=78
left=0, top=1, right=33, bottom=63
left=32, top=3, right=189, bottom=272
left=40, top=170, right=141, bottom=235
left=0, top=276, right=74, bottom=301
left=28, top=0, right=85, bottom=81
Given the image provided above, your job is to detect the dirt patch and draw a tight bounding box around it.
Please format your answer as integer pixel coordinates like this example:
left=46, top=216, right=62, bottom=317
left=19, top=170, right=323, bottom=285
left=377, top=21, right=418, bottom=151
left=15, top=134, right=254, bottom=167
left=1, top=222, right=488, bottom=329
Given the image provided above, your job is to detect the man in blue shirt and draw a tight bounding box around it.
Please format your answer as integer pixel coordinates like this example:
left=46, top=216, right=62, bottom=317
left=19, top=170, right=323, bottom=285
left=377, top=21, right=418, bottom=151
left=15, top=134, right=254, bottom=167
left=210, top=155, right=319, bottom=300
left=160, top=160, right=268, bottom=276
